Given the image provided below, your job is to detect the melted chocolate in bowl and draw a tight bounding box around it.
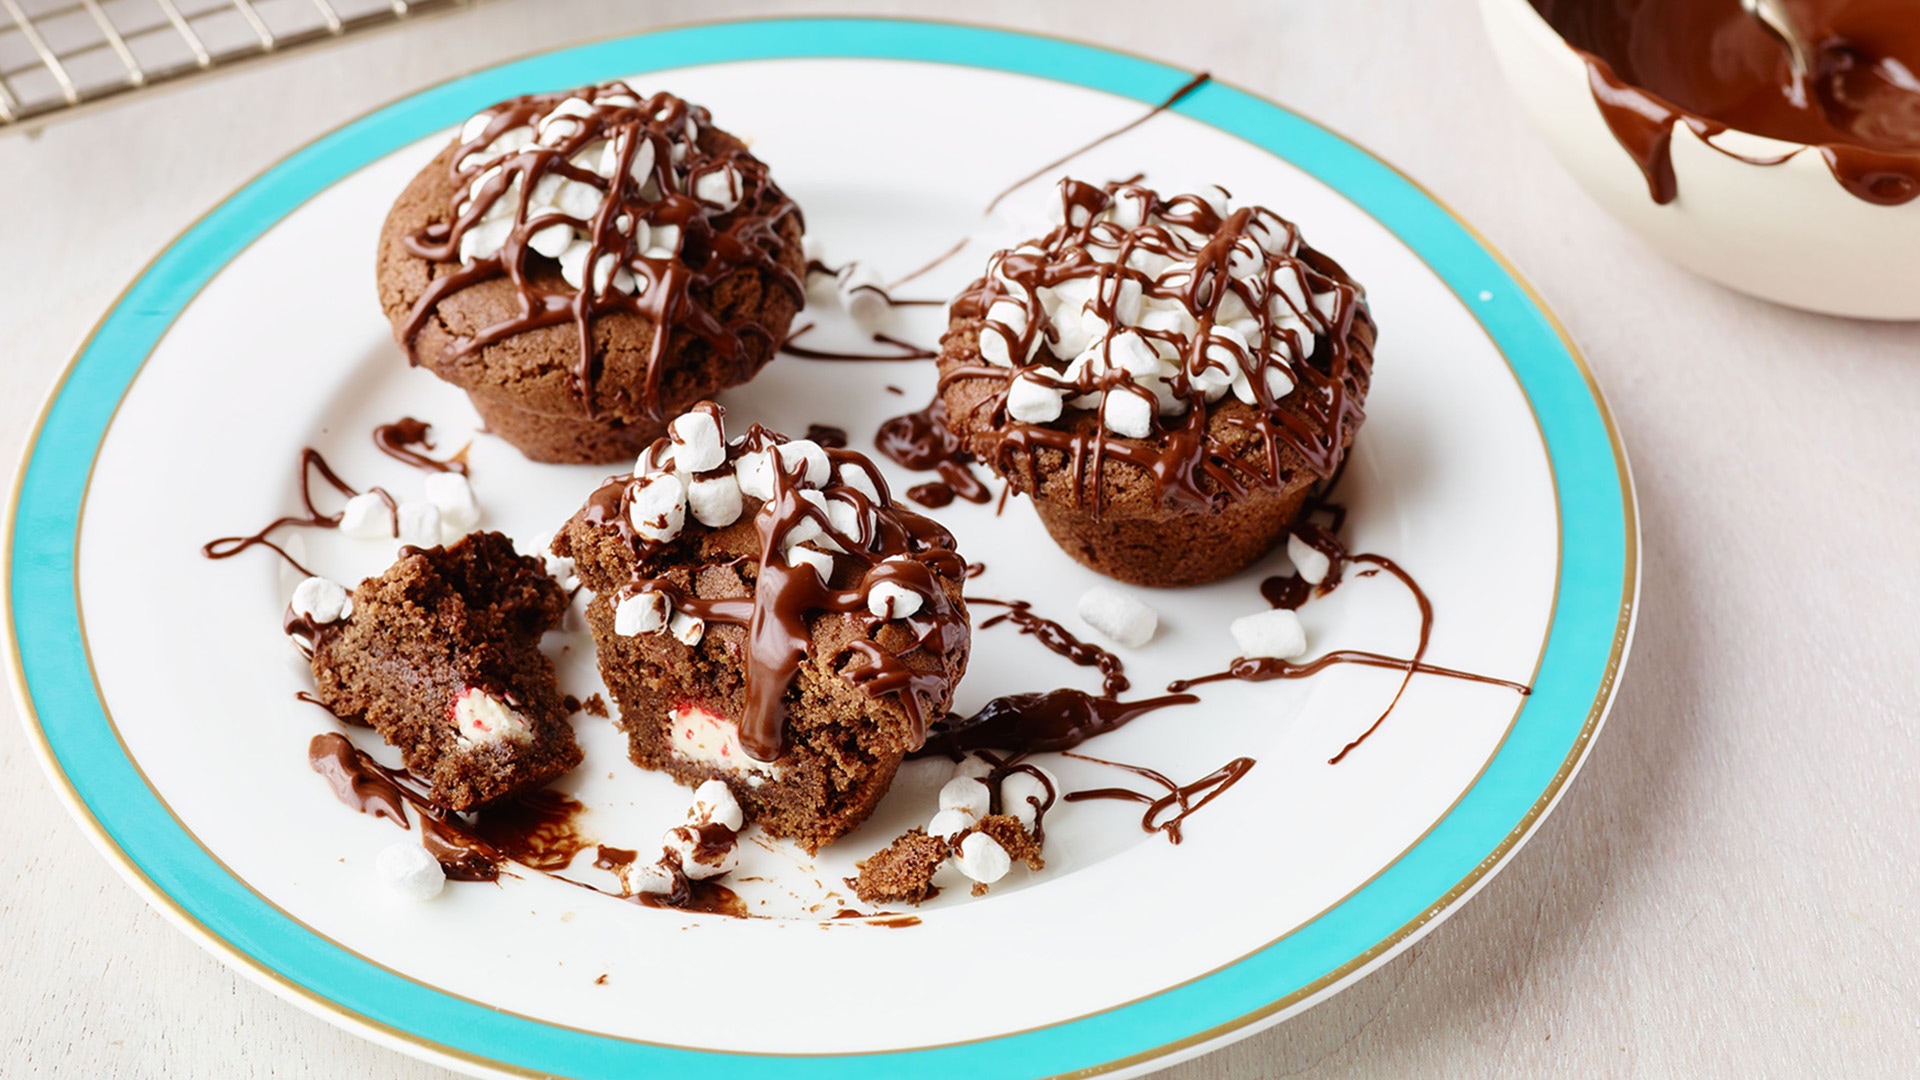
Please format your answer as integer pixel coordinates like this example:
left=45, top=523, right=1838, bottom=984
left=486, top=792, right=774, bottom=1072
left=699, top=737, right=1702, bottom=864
left=1533, top=0, right=1920, bottom=203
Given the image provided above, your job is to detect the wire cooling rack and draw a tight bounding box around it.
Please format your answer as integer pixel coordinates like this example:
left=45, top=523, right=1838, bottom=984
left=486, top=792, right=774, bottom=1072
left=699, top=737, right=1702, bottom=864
left=0, top=0, right=467, bottom=125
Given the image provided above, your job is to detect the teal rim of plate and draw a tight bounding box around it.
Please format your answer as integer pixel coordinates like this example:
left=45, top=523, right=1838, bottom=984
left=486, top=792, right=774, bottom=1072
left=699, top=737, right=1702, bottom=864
left=7, top=18, right=1633, bottom=1079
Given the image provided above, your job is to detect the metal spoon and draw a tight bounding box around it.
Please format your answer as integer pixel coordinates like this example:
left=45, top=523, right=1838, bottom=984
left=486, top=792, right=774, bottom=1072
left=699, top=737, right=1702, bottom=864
left=1741, top=0, right=1812, bottom=79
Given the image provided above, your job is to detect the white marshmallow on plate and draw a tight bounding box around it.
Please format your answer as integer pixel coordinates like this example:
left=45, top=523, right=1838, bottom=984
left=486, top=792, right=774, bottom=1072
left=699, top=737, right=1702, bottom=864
left=338, top=492, right=394, bottom=540
left=837, top=262, right=889, bottom=331
left=951, top=756, right=994, bottom=783
left=663, top=824, right=737, bottom=880
left=627, top=473, right=686, bottom=542
left=1287, top=533, right=1332, bottom=585
left=1077, top=585, right=1157, bottom=648
left=1230, top=608, right=1308, bottom=660
left=423, top=472, right=480, bottom=536
left=395, top=501, right=443, bottom=548
left=689, top=779, right=745, bottom=832
left=290, top=576, right=352, bottom=624
left=375, top=841, right=445, bottom=902
left=668, top=410, right=726, bottom=472
left=1000, top=769, right=1056, bottom=833
left=956, top=832, right=1012, bottom=885
left=614, top=590, right=669, bottom=636
left=927, top=808, right=975, bottom=842
left=939, top=776, right=991, bottom=820
left=624, top=860, right=679, bottom=896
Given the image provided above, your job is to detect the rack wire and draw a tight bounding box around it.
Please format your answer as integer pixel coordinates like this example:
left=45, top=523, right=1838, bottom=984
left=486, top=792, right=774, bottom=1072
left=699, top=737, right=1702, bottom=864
left=0, top=0, right=468, bottom=126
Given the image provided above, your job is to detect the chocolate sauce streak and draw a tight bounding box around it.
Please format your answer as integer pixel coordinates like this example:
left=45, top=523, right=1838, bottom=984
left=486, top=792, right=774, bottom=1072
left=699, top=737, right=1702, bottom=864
left=780, top=323, right=940, bottom=362
left=874, top=395, right=993, bottom=509
left=976, top=748, right=1060, bottom=845
left=1062, top=752, right=1255, bottom=845
left=983, top=71, right=1213, bottom=214
left=889, top=72, right=1212, bottom=291
left=592, top=415, right=971, bottom=761
left=915, top=688, right=1197, bottom=758
left=308, top=733, right=595, bottom=882
left=970, top=597, right=1128, bottom=696
left=944, top=179, right=1375, bottom=517
left=372, top=417, right=469, bottom=475
left=202, top=449, right=389, bottom=575
left=804, top=424, right=849, bottom=449
left=1169, top=525, right=1531, bottom=764
left=1534, top=0, right=1920, bottom=204
left=591, top=846, right=747, bottom=916
left=400, top=83, right=804, bottom=417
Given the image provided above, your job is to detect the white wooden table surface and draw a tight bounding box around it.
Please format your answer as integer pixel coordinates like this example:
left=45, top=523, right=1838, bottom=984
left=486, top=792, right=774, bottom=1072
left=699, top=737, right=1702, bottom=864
left=4, top=0, right=1916, bottom=1075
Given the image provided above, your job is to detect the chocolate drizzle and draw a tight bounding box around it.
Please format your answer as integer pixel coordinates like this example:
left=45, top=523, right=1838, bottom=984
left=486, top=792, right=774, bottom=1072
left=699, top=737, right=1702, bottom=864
left=372, top=417, right=469, bottom=474
left=399, top=82, right=804, bottom=417
left=780, top=324, right=940, bottom=362
left=203, top=449, right=391, bottom=575
left=874, top=395, right=993, bottom=509
left=970, top=597, right=1128, bottom=697
left=943, top=179, right=1375, bottom=516
left=585, top=410, right=970, bottom=762
left=1534, top=0, right=1920, bottom=204
left=1062, top=751, right=1255, bottom=844
left=1168, top=518, right=1531, bottom=764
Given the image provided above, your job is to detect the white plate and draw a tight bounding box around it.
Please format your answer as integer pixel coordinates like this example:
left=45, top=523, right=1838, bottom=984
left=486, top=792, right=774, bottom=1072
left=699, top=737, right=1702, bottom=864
left=6, top=19, right=1637, bottom=1079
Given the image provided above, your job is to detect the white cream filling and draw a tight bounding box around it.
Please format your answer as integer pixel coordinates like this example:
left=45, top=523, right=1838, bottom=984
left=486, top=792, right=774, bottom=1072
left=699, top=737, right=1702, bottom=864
left=667, top=704, right=781, bottom=776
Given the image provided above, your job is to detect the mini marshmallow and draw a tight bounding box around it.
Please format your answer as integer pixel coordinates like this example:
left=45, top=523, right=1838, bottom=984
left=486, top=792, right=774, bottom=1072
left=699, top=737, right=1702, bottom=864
left=668, top=410, right=725, bottom=472
left=451, top=687, right=534, bottom=746
left=691, top=164, right=742, bottom=211
left=530, top=533, right=580, bottom=591
left=926, top=808, right=975, bottom=842
left=1006, top=375, right=1065, bottom=424
left=956, top=832, right=1012, bottom=886
left=689, top=780, right=745, bottom=832
left=775, top=440, right=832, bottom=488
left=395, top=501, right=443, bottom=548
left=1230, top=608, right=1308, bottom=660
left=939, top=776, right=991, bottom=820
left=951, top=756, right=995, bottom=783
left=1077, top=585, right=1157, bottom=648
left=835, top=462, right=881, bottom=503
left=787, top=545, right=836, bottom=581
left=1102, top=387, right=1155, bottom=439
left=375, top=841, right=446, bottom=902
left=837, top=263, right=888, bottom=332
left=291, top=577, right=352, bottom=624
left=1287, top=533, right=1332, bottom=585
left=423, top=472, right=481, bottom=535
left=687, top=475, right=743, bottom=528
left=625, top=860, right=679, bottom=896
left=735, top=450, right=775, bottom=501
left=825, top=495, right=866, bottom=549
left=339, top=493, right=394, bottom=540
left=867, top=580, right=922, bottom=621
left=614, top=590, right=670, bottom=636
left=627, top=473, right=687, bottom=542
left=663, top=825, right=738, bottom=880
left=670, top=609, right=706, bottom=646
left=1000, top=769, right=1056, bottom=833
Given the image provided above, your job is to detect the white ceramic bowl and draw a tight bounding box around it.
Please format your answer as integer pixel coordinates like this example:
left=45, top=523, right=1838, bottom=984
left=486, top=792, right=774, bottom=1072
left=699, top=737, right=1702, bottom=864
left=1480, top=0, right=1920, bottom=319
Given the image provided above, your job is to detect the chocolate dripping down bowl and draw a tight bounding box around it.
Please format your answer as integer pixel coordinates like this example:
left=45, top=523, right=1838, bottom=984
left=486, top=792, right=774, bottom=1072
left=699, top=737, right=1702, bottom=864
left=1479, top=0, right=1920, bottom=319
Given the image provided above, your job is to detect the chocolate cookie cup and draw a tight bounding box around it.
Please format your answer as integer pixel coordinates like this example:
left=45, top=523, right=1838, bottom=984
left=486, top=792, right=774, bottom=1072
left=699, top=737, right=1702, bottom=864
left=289, top=532, right=582, bottom=812
left=938, top=179, right=1376, bottom=587
left=552, top=402, right=971, bottom=853
left=377, top=81, right=806, bottom=464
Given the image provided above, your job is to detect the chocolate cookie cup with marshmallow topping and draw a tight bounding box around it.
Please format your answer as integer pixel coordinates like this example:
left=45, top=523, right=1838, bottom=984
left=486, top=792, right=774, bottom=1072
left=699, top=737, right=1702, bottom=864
left=938, top=179, right=1376, bottom=587
left=377, top=82, right=806, bottom=465
left=552, top=402, right=971, bottom=853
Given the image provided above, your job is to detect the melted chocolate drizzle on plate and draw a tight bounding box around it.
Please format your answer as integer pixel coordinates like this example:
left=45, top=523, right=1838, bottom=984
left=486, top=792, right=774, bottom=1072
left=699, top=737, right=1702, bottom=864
left=372, top=417, right=470, bottom=475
